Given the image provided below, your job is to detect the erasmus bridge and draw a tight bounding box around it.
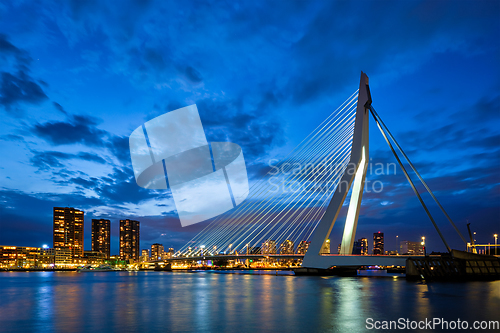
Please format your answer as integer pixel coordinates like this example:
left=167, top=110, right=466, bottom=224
left=150, top=72, right=476, bottom=273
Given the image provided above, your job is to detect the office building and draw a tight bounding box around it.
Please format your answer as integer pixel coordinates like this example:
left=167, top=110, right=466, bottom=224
left=91, top=219, right=111, bottom=258
left=279, top=240, right=294, bottom=254
left=373, top=232, right=384, bottom=255
left=296, top=241, right=310, bottom=254
left=119, top=219, right=140, bottom=262
left=262, top=240, right=277, bottom=254
left=0, top=246, right=41, bottom=268
left=141, top=249, right=149, bottom=262
left=151, top=243, right=164, bottom=260
left=400, top=240, right=424, bottom=255
left=352, top=238, right=368, bottom=255
left=55, top=248, right=72, bottom=266
left=53, top=207, right=84, bottom=258
left=83, top=250, right=106, bottom=265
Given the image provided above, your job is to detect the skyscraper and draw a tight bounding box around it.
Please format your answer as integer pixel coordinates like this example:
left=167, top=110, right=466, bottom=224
left=352, top=238, right=368, bottom=255
left=119, top=219, right=140, bottom=261
left=53, top=207, right=84, bottom=258
left=373, top=232, right=384, bottom=255
left=151, top=243, right=164, bottom=260
left=360, top=238, right=368, bottom=255
left=91, top=219, right=111, bottom=258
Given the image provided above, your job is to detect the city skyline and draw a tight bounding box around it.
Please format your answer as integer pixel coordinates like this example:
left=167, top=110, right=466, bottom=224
left=0, top=1, right=498, bottom=254
left=0, top=204, right=494, bottom=255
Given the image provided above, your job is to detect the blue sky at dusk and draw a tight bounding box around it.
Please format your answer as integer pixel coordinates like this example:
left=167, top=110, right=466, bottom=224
left=0, top=0, right=498, bottom=254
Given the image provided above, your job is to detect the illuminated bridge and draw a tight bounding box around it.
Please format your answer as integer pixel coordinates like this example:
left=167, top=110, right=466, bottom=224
left=155, top=72, right=472, bottom=272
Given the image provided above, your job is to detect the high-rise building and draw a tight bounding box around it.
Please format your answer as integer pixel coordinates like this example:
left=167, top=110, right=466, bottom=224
left=141, top=249, right=149, bottom=262
left=167, top=248, right=175, bottom=259
left=119, top=219, right=140, bottom=261
left=279, top=240, right=294, bottom=254
left=296, top=241, right=310, bottom=254
left=262, top=240, right=277, bottom=254
left=373, top=232, right=384, bottom=255
left=53, top=207, right=84, bottom=258
left=91, top=219, right=111, bottom=258
left=352, top=238, right=368, bottom=255
left=320, top=239, right=330, bottom=254
left=400, top=240, right=424, bottom=255
left=151, top=243, right=164, bottom=260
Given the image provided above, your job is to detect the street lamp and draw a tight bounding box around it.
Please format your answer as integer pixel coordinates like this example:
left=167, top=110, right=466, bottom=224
left=396, top=235, right=399, bottom=254
left=495, top=234, right=498, bottom=256
left=421, top=236, right=426, bottom=256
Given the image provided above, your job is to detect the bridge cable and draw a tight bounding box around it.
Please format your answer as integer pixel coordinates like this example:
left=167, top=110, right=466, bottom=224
left=177, top=92, right=358, bottom=254
left=370, top=108, right=452, bottom=253
left=193, top=108, right=355, bottom=252
left=177, top=93, right=358, bottom=255
left=369, top=106, right=467, bottom=245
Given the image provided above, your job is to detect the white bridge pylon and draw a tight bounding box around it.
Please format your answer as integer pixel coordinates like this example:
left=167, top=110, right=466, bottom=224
left=301, top=72, right=398, bottom=269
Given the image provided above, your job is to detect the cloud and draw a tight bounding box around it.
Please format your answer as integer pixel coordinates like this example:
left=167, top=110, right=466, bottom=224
left=32, top=114, right=108, bottom=146
left=52, top=102, right=67, bottom=115
left=196, top=95, right=285, bottom=161
left=286, top=1, right=500, bottom=104
left=0, top=35, right=48, bottom=110
left=184, top=66, right=202, bottom=83
left=0, top=71, right=48, bottom=109
left=0, top=33, right=30, bottom=66
left=30, top=150, right=106, bottom=171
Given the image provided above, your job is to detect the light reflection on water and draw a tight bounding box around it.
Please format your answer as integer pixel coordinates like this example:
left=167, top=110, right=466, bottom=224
left=0, top=271, right=498, bottom=332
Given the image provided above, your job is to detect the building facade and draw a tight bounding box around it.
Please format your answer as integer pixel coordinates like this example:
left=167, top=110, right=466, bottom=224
left=55, top=248, right=72, bottom=266
left=352, top=238, right=368, bottom=255
left=83, top=251, right=107, bottom=265
left=262, top=240, right=277, bottom=254
left=400, top=240, right=424, bottom=255
left=151, top=243, right=164, bottom=260
left=141, top=249, right=149, bottom=262
left=119, top=219, right=140, bottom=261
left=296, top=241, right=310, bottom=254
left=91, top=219, right=111, bottom=258
left=53, top=207, right=84, bottom=258
left=279, top=240, right=294, bottom=254
left=0, top=246, right=41, bottom=268
left=373, top=232, right=384, bottom=255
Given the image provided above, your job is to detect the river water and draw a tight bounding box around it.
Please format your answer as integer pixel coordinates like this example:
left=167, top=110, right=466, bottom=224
left=0, top=271, right=498, bottom=332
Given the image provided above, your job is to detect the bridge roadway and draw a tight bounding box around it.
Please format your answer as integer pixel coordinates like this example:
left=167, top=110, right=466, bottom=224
left=145, top=254, right=426, bottom=267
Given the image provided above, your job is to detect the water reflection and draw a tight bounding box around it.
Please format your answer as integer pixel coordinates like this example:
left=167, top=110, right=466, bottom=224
left=0, top=272, right=498, bottom=332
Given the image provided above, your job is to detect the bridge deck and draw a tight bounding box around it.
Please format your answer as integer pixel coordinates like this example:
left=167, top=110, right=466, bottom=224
left=145, top=254, right=428, bottom=267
